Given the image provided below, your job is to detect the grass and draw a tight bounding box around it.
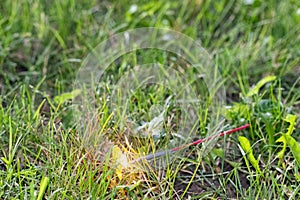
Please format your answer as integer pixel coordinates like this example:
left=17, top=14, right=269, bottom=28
left=0, top=0, right=300, bottom=199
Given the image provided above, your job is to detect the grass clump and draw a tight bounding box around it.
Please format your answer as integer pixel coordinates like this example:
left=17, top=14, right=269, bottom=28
left=1, top=0, right=300, bottom=199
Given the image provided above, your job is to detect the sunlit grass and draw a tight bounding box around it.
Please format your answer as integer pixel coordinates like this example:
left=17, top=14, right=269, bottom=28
left=0, top=0, right=300, bottom=199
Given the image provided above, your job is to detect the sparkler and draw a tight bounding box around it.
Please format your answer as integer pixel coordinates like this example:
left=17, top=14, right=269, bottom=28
left=132, top=124, right=250, bottom=163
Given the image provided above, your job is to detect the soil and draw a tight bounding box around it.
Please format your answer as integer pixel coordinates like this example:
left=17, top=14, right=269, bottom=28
left=174, top=158, right=250, bottom=199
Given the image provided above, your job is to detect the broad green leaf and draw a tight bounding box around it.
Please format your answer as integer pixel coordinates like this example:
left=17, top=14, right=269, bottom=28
left=284, top=114, right=296, bottom=135
left=53, top=89, right=81, bottom=105
left=296, top=173, right=300, bottom=181
left=276, top=135, right=286, bottom=159
left=246, top=75, right=276, bottom=97
left=211, top=148, right=224, bottom=158
left=238, top=136, right=251, bottom=152
left=276, top=114, right=297, bottom=160
left=285, top=135, right=300, bottom=167
left=37, top=176, right=49, bottom=200
left=238, top=136, right=261, bottom=173
left=1, top=157, right=9, bottom=165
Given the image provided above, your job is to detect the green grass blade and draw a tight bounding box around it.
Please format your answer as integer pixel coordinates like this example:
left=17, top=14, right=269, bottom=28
left=37, top=176, right=50, bottom=200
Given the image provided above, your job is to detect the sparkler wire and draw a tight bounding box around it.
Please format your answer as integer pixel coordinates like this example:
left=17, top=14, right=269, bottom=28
left=133, top=124, right=250, bottom=163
